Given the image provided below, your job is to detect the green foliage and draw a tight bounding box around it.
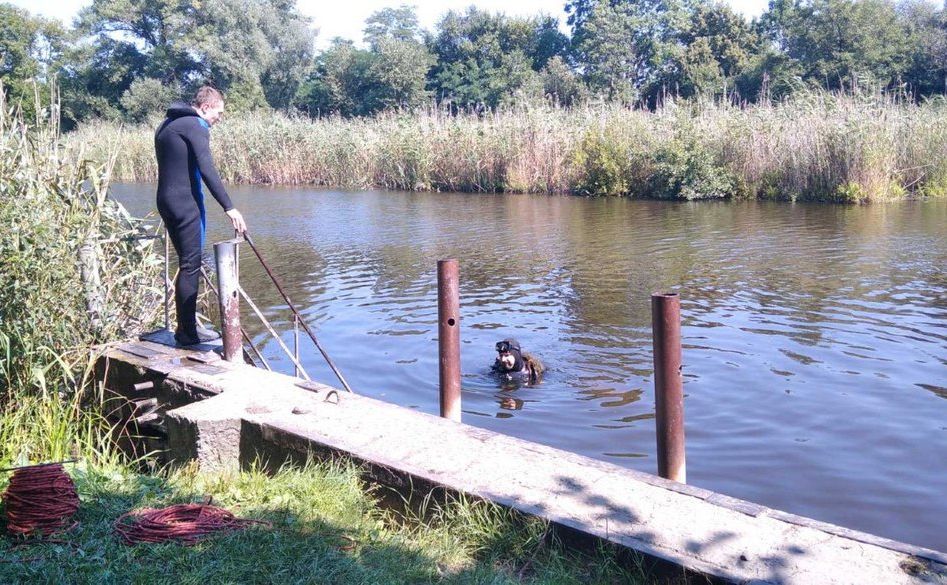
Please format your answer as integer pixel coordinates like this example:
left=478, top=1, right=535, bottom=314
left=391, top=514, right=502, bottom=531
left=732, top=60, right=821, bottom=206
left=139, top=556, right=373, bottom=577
left=572, top=125, right=632, bottom=196
left=119, top=77, right=181, bottom=123
left=0, top=4, right=65, bottom=121
left=900, top=1, right=947, bottom=96
left=0, top=90, right=161, bottom=460
left=649, top=131, right=735, bottom=200
left=541, top=56, right=588, bottom=106
left=667, top=2, right=762, bottom=100
left=761, top=0, right=912, bottom=91
left=569, top=0, right=692, bottom=104
left=297, top=27, right=434, bottom=118
left=63, top=0, right=314, bottom=120
left=426, top=7, right=569, bottom=109
left=297, top=40, right=379, bottom=117
left=10, top=0, right=947, bottom=122
left=363, top=4, right=424, bottom=47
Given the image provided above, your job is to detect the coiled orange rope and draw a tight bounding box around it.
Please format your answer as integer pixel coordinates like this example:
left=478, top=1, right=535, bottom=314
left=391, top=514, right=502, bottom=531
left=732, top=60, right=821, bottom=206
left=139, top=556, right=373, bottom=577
left=2, top=463, right=80, bottom=537
left=113, top=503, right=268, bottom=545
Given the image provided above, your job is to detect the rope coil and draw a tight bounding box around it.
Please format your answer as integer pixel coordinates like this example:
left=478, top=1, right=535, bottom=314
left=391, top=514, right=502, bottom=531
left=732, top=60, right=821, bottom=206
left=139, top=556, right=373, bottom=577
left=2, top=463, right=79, bottom=537
left=113, top=503, right=268, bottom=545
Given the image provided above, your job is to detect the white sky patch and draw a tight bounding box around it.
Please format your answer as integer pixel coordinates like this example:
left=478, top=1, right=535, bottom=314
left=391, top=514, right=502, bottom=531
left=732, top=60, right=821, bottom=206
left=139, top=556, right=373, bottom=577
left=12, top=0, right=770, bottom=48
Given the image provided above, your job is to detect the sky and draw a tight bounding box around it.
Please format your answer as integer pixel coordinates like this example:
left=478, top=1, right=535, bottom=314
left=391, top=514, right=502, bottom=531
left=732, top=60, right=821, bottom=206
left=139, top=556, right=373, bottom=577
left=12, top=0, right=771, bottom=49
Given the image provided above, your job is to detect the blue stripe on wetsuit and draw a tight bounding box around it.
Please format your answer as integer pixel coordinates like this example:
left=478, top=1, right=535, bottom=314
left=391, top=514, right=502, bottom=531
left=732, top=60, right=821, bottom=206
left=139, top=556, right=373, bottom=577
left=195, top=118, right=210, bottom=248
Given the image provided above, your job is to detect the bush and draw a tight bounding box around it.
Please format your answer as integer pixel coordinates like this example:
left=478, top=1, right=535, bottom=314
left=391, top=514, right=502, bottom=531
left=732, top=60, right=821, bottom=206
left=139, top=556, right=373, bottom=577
left=648, top=131, right=735, bottom=200
left=572, top=125, right=632, bottom=196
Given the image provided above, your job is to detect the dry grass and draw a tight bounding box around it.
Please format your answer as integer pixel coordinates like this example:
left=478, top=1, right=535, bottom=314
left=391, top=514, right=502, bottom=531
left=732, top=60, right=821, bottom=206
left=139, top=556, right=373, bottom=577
left=69, top=91, right=947, bottom=202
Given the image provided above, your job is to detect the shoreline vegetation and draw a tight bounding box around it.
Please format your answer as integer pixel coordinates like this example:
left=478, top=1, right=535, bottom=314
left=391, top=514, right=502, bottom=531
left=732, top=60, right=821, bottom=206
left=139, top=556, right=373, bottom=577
left=72, top=91, right=947, bottom=204
left=0, top=96, right=655, bottom=582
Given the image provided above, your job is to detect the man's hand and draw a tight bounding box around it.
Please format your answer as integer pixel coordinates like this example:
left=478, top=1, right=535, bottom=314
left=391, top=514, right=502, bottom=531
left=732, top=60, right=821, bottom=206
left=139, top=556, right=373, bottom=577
left=226, top=208, right=247, bottom=233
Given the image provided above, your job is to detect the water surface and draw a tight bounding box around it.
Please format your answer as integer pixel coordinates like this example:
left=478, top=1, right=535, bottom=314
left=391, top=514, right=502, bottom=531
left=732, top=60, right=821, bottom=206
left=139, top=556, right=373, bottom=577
left=114, top=184, right=947, bottom=551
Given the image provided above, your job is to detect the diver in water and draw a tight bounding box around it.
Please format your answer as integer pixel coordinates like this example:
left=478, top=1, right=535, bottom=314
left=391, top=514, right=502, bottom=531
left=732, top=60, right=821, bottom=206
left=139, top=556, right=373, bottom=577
left=492, top=338, right=544, bottom=385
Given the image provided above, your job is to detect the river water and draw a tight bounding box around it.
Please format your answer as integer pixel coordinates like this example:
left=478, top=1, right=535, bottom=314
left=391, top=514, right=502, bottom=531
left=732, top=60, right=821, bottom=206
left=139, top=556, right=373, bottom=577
left=113, top=184, right=947, bottom=551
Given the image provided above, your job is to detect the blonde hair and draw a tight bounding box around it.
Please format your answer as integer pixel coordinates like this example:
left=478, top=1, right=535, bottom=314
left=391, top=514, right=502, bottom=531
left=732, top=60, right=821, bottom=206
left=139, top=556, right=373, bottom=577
left=191, top=86, right=224, bottom=108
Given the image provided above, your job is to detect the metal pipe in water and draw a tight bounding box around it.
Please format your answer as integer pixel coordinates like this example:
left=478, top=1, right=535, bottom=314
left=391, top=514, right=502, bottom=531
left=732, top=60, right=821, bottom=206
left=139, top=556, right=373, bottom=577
left=652, top=292, right=686, bottom=483
left=437, top=259, right=461, bottom=422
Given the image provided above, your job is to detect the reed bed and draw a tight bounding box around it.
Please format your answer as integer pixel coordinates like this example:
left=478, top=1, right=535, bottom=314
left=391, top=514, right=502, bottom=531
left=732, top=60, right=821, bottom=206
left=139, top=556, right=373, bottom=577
left=0, top=90, right=162, bottom=466
left=71, top=91, right=947, bottom=203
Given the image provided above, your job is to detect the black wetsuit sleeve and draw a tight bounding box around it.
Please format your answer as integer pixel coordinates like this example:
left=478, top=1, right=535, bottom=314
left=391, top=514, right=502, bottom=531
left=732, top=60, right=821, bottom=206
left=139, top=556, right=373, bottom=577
left=182, top=121, right=234, bottom=212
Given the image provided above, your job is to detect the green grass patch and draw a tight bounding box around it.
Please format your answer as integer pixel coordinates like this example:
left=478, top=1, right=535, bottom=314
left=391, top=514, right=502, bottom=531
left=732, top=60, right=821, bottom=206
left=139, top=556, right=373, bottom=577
left=1, top=461, right=650, bottom=584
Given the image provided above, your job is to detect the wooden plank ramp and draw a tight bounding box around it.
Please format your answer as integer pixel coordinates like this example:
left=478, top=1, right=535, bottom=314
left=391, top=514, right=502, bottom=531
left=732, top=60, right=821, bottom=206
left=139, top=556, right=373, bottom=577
left=98, top=339, right=947, bottom=585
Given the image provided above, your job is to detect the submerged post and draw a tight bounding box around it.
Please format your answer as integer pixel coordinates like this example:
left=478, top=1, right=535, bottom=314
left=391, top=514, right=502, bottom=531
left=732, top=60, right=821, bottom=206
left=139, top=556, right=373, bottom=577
left=438, top=259, right=461, bottom=422
left=652, top=292, right=686, bottom=483
left=214, top=239, right=242, bottom=362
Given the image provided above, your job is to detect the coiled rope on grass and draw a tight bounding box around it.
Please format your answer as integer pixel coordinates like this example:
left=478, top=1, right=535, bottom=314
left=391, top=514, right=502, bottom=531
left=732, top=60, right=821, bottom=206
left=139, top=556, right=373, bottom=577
left=113, top=503, right=268, bottom=545
left=2, top=462, right=80, bottom=537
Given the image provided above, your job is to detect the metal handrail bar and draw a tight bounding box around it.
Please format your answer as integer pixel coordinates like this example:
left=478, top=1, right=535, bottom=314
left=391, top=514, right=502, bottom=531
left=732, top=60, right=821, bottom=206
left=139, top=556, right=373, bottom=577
left=243, top=232, right=354, bottom=394
left=236, top=285, right=311, bottom=380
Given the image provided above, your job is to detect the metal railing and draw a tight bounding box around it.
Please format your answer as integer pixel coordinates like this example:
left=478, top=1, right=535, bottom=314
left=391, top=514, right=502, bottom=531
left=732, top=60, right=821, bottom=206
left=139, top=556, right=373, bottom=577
left=161, top=229, right=354, bottom=393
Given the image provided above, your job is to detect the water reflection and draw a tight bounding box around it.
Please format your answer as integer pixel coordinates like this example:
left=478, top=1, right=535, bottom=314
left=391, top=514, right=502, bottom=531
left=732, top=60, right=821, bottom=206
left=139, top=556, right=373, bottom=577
left=112, top=184, right=947, bottom=552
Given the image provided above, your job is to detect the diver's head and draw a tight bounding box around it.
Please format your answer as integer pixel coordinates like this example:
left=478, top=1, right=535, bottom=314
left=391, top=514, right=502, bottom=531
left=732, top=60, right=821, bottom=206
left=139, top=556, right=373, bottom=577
left=495, top=338, right=524, bottom=372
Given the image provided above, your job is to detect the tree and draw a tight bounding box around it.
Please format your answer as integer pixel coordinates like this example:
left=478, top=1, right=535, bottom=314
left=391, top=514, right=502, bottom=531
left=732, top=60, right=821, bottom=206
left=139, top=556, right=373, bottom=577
left=363, top=6, right=433, bottom=110
left=120, top=76, right=181, bottom=123
left=66, top=0, right=315, bottom=119
left=568, top=0, right=693, bottom=103
left=898, top=0, right=947, bottom=96
left=0, top=4, right=66, bottom=119
left=297, top=34, right=433, bottom=117
left=540, top=55, right=588, bottom=106
left=426, top=8, right=570, bottom=108
left=193, top=0, right=315, bottom=111
left=363, top=5, right=423, bottom=47
left=662, top=2, right=762, bottom=100
left=369, top=38, right=434, bottom=110
left=760, top=0, right=912, bottom=91
left=297, top=40, right=376, bottom=116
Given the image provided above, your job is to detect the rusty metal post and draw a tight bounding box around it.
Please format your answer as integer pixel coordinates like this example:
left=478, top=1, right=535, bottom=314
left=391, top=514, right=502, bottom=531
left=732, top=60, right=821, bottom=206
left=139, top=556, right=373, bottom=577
left=438, top=259, right=461, bottom=422
left=214, top=239, right=241, bottom=362
left=652, top=292, right=686, bottom=483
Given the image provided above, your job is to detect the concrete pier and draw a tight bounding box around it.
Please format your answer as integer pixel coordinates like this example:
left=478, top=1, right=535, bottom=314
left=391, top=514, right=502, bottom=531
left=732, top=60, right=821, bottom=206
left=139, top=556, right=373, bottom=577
left=97, top=338, right=947, bottom=585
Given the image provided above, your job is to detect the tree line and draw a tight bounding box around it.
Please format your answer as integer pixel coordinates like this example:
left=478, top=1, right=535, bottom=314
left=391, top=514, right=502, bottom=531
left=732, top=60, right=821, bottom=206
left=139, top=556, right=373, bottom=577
left=3, top=0, right=946, bottom=126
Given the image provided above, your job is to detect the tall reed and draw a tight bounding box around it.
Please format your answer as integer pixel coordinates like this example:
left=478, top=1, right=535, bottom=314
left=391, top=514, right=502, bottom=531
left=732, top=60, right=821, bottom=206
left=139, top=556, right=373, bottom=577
left=71, top=90, right=947, bottom=202
left=0, top=88, right=162, bottom=465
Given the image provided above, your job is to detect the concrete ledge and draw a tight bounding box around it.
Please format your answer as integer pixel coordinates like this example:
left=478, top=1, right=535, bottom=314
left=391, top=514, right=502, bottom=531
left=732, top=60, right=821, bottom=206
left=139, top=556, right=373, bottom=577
left=97, top=341, right=947, bottom=585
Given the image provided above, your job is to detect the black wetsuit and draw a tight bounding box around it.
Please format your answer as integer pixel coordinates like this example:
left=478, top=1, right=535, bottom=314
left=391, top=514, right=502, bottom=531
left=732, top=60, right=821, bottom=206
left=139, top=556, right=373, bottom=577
left=155, top=101, right=233, bottom=334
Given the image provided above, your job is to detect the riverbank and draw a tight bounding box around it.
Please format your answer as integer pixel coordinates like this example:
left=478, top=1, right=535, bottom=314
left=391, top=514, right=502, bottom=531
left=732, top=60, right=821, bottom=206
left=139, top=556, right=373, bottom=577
left=0, top=95, right=652, bottom=583
left=72, top=91, right=947, bottom=203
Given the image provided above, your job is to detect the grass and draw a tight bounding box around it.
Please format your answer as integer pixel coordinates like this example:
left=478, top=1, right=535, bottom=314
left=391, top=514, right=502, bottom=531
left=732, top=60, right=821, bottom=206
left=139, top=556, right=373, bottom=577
left=0, top=460, right=652, bottom=584
left=67, top=89, right=947, bottom=202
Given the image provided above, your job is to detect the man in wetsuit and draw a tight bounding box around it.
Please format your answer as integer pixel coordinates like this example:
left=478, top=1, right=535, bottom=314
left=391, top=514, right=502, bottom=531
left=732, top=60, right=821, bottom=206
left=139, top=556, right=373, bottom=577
left=156, top=86, right=247, bottom=346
